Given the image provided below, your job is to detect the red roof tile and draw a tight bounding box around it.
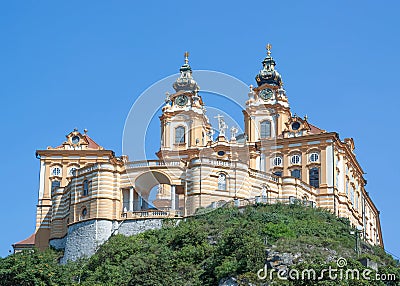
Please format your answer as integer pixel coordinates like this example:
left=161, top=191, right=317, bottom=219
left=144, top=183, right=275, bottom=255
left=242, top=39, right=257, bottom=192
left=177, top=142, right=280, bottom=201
left=13, top=233, right=35, bottom=246
left=83, top=134, right=101, bottom=149
left=309, top=123, right=325, bottom=134
left=52, top=132, right=103, bottom=150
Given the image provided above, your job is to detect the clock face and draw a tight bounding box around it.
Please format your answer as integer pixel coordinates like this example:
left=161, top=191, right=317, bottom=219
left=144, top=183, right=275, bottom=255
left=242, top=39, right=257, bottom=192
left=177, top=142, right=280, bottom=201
left=175, top=95, right=188, bottom=106
left=259, top=88, right=273, bottom=100
left=71, top=136, right=80, bottom=144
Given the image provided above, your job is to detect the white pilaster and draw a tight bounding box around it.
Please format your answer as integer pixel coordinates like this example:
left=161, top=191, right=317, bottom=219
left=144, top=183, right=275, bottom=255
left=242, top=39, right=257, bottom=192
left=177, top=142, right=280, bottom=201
left=260, top=153, right=266, bottom=172
left=129, top=187, right=134, bottom=212
left=171, top=185, right=176, bottom=210
left=326, top=145, right=333, bottom=186
left=38, top=160, right=45, bottom=199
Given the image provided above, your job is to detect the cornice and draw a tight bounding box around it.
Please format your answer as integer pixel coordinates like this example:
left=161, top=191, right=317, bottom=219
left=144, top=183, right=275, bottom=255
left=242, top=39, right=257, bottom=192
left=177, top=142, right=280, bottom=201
left=36, top=149, right=115, bottom=158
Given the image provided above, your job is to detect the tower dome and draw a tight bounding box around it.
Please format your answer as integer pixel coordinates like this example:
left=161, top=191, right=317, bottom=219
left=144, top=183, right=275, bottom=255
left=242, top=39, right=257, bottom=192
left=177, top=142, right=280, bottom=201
left=255, top=44, right=283, bottom=87
left=173, top=52, right=200, bottom=92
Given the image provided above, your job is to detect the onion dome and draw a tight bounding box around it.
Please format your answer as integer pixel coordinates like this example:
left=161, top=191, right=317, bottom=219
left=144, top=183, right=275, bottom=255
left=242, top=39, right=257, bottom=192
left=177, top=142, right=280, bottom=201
left=173, top=52, right=200, bottom=92
left=255, top=44, right=283, bottom=87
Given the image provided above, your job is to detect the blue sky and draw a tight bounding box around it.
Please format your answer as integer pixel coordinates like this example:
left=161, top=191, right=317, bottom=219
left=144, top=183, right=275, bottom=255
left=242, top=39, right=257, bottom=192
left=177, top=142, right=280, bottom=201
left=1, top=1, right=399, bottom=259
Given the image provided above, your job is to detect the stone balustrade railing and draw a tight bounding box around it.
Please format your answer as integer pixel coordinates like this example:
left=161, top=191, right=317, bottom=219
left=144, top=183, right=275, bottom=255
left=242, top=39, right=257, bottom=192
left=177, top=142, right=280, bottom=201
left=76, top=163, right=114, bottom=176
left=248, top=168, right=279, bottom=183
left=121, top=209, right=183, bottom=219
left=126, top=160, right=184, bottom=169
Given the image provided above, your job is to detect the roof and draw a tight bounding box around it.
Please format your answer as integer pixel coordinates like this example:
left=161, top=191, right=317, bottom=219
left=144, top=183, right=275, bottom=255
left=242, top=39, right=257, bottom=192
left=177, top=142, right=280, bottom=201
left=13, top=233, right=35, bottom=247
left=52, top=131, right=104, bottom=150
left=308, top=123, right=325, bottom=134
left=83, top=134, right=102, bottom=149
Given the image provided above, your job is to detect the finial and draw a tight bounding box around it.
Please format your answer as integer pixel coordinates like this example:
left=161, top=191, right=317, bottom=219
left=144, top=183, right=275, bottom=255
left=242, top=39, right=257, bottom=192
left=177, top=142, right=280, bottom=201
left=184, top=51, right=189, bottom=64
left=230, top=126, right=238, bottom=141
left=73, top=128, right=78, bottom=132
left=249, top=84, right=253, bottom=91
left=84, top=129, right=88, bottom=134
left=164, top=92, right=170, bottom=103
left=304, top=115, right=308, bottom=121
left=266, top=43, right=272, bottom=56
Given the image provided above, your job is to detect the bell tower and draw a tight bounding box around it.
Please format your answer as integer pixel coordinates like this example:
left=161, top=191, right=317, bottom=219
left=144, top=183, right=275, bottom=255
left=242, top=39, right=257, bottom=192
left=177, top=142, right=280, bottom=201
left=157, top=52, right=211, bottom=160
left=244, top=44, right=291, bottom=142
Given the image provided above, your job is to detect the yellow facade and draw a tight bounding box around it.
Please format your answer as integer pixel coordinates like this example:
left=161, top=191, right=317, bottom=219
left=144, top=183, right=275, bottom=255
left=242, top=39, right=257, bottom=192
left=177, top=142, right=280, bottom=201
left=14, top=47, right=383, bottom=254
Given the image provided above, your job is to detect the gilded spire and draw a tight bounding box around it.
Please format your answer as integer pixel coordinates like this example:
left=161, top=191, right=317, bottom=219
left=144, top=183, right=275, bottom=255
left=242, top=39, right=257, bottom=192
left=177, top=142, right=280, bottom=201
left=255, top=43, right=283, bottom=87
left=184, top=51, right=189, bottom=65
left=266, top=43, right=272, bottom=56
left=173, top=51, right=199, bottom=92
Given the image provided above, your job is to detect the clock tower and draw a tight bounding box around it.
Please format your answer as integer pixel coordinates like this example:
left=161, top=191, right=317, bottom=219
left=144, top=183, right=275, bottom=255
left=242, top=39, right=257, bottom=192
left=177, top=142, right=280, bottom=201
left=244, top=44, right=291, bottom=143
left=157, top=52, right=212, bottom=160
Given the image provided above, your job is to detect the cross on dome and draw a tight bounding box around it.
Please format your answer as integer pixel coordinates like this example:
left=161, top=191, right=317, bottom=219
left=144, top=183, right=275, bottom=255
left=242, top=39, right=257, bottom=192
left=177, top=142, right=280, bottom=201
left=184, top=51, right=189, bottom=64
left=266, top=43, right=272, bottom=56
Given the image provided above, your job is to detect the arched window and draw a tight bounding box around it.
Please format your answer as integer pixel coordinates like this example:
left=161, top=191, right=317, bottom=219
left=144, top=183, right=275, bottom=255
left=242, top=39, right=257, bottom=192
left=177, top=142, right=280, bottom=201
left=355, top=192, right=359, bottom=211
left=350, top=187, right=355, bottom=206
left=291, top=154, right=301, bottom=164
left=218, top=173, right=227, bottom=191
left=291, top=169, right=301, bottom=179
left=273, top=156, right=283, bottom=167
left=309, top=152, right=319, bottom=163
left=69, top=167, right=78, bottom=176
left=309, top=167, right=319, bottom=188
left=83, top=180, right=89, bottom=196
left=52, top=167, right=61, bottom=176
left=51, top=180, right=60, bottom=192
left=175, top=126, right=185, bottom=144
left=260, top=120, right=271, bottom=138
left=81, top=207, right=87, bottom=220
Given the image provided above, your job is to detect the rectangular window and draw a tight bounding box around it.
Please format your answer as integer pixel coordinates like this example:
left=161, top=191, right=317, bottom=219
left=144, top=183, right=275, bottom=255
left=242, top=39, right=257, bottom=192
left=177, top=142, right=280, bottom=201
left=218, top=173, right=227, bottom=191
left=260, top=121, right=271, bottom=138
left=309, top=168, right=319, bottom=188
left=175, top=126, right=185, bottom=144
left=83, top=180, right=89, bottom=196
left=291, top=169, right=301, bottom=179
left=51, top=180, right=60, bottom=191
left=355, top=192, right=359, bottom=210
left=350, top=188, right=355, bottom=206
left=273, top=171, right=282, bottom=177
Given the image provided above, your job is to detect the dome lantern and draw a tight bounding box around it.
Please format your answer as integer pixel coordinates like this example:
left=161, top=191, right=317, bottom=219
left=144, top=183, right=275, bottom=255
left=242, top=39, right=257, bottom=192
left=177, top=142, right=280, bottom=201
left=255, top=44, right=283, bottom=87
left=173, top=51, right=200, bottom=92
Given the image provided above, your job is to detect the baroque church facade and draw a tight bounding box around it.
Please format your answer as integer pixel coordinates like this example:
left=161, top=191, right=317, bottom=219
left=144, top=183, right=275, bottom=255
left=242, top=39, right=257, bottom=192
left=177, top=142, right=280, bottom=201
left=13, top=46, right=383, bottom=260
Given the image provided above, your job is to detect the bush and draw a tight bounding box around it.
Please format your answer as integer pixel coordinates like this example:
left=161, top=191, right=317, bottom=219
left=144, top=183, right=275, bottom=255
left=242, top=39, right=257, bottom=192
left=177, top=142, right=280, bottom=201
left=1, top=204, right=398, bottom=285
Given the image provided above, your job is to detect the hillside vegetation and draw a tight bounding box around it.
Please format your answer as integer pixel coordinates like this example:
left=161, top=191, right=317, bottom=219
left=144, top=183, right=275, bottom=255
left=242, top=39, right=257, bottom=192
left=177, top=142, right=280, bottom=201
left=1, top=203, right=399, bottom=285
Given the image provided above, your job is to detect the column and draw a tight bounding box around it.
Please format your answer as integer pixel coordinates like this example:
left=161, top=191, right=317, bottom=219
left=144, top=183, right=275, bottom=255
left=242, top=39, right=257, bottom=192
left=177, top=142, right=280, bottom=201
left=129, top=187, right=134, bottom=212
left=171, top=185, right=176, bottom=210
left=260, top=153, right=266, bottom=172
left=184, top=180, right=187, bottom=216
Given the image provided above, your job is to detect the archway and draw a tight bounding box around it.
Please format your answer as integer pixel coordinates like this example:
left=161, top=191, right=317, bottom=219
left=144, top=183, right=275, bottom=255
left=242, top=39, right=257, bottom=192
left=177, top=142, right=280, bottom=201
left=123, top=171, right=183, bottom=213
